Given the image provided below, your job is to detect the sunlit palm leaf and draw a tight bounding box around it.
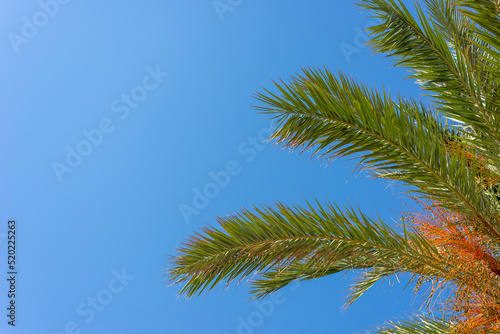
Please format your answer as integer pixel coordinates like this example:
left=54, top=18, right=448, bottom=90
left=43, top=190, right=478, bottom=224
left=360, top=0, right=500, bottom=165
left=254, top=67, right=500, bottom=239
left=368, top=314, right=454, bottom=333
left=167, top=201, right=447, bottom=299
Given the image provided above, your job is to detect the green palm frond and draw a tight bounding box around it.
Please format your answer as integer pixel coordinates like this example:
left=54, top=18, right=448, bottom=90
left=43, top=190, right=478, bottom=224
left=167, top=201, right=448, bottom=300
left=254, top=67, right=500, bottom=239
left=454, top=0, right=500, bottom=163
left=368, top=314, right=454, bottom=333
left=456, top=0, right=500, bottom=63
left=249, top=259, right=351, bottom=297
left=358, top=0, right=479, bottom=121
left=360, top=0, right=500, bottom=164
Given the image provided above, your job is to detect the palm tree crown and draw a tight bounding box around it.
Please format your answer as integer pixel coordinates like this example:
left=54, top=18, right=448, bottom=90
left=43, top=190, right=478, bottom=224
left=167, top=1, right=500, bottom=332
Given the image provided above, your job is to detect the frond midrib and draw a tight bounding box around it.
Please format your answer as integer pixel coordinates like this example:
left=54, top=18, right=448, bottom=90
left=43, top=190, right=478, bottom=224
left=174, top=234, right=449, bottom=279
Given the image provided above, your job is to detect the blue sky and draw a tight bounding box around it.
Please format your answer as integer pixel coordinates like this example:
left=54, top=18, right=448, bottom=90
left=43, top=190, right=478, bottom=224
left=1, top=0, right=431, bottom=333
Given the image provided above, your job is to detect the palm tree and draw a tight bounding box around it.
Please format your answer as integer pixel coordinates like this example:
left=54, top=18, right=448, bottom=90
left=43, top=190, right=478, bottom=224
left=167, top=0, right=500, bottom=332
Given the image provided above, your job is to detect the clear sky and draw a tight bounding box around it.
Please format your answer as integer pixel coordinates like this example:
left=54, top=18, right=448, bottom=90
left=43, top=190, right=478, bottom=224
left=1, top=0, right=430, bottom=333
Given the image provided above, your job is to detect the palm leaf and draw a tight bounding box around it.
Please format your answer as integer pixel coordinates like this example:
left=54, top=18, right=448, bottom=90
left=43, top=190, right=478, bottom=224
left=368, top=314, right=454, bottom=333
left=167, top=201, right=448, bottom=300
left=254, top=67, right=500, bottom=239
left=360, top=0, right=500, bottom=165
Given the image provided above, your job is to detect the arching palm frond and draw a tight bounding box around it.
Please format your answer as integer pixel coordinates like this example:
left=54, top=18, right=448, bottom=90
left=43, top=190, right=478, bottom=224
left=255, top=68, right=500, bottom=239
left=167, top=201, right=447, bottom=300
left=361, top=0, right=500, bottom=165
